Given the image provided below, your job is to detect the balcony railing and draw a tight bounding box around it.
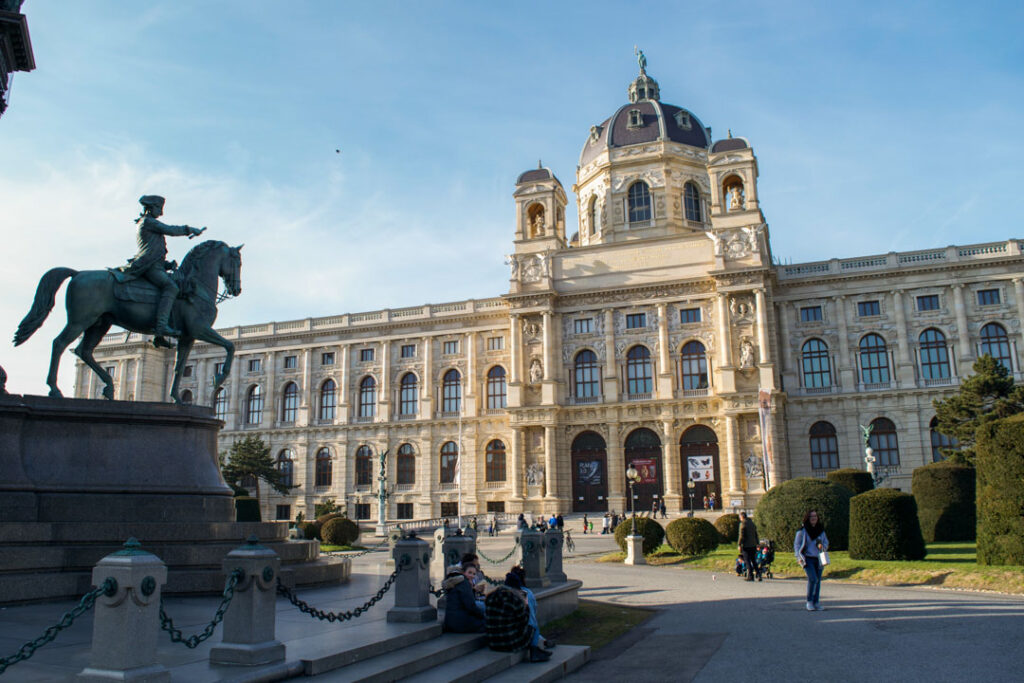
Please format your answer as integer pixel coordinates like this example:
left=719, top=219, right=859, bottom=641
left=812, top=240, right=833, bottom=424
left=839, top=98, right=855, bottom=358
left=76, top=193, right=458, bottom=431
left=484, top=408, right=506, bottom=415
left=625, top=392, right=652, bottom=401
left=571, top=395, right=601, bottom=405
left=923, top=377, right=954, bottom=387
left=803, top=386, right=834, bottom=395
left=861, top=382, right=891, bottom=391
left=353, top=415, right=374, bottom=423
left=437, top=411, right=461, bottom=419
left=682, top=388, right=709, bottom=398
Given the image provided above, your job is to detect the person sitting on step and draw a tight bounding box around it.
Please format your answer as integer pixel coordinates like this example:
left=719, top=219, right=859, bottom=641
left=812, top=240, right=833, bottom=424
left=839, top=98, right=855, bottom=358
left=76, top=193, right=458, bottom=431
left=442, top=565, right=485, bottom=633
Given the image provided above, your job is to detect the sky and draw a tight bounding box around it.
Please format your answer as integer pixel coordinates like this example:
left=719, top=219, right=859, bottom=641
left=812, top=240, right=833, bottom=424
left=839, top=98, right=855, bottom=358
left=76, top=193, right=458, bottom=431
left=1, top=1, right=1022, bottom=395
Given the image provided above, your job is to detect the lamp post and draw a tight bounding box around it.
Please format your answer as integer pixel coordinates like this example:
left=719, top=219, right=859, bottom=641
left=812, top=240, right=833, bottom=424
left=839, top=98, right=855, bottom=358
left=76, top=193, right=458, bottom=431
left=626, top=463, right=640, bottom=534
left=375, top=449, right=390, bottom=537
left=687, top=479, right=696, bottom=515
left=624, top=463, right=644, bottom=565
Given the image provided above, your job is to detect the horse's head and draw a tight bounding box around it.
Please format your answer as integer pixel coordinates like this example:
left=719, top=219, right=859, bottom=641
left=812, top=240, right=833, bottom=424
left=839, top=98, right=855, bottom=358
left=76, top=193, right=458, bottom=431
left=222, top=244, right=243, bottom=297
left=178, top=240, right=242, bottom=302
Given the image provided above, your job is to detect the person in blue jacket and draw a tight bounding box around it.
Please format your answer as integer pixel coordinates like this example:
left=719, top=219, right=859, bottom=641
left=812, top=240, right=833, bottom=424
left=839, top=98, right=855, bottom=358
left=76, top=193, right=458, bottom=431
left=794, top=509, right=830, bottom=611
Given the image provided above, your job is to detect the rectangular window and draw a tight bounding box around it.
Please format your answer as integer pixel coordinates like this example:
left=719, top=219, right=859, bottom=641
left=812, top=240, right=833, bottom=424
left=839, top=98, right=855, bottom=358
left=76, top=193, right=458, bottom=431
left=857, top=301, right=880, bottom=317
left=440, top=502, right=459, bottom=518
left=625, top=313, right=646, bottom=329
left=486, top=336, right=504, bottom=350
left=284, top=355, right=297, bottom=369
left=680, top=308, right=701, bottom=324
left=104, top=365, right=116, bottom=378
left=275, top=505, right=291, bottom=521
left=182, top=365, right=193, bottom=378
left=401, top=344, right=416, bottom=358
left=355, top=503, right=370, bottom=520
left=321, top=352, right=335, bottom=366
left=396, top=503, right=414, bottom=520
left=443, top=340, right=459, bottom=355
left=360, top=348, right=374, bottom=362
left=800, top=306, right=823, bottom=322
left=248, top=358, right=262, bottom=373
left=917, top=295, right=940, bottom=312
left=486, top=501, right=506, bottom=513
left=574, top=318, right=593, bottom=334
left=215, top=362, right=225, bottom=376
left=978, top=289, right=1001, bottom=306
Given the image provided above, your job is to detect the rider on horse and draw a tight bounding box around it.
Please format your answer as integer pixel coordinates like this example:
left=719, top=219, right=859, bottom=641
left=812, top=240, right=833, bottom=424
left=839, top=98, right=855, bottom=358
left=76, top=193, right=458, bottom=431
left=119, top=195, right=205, bottom=344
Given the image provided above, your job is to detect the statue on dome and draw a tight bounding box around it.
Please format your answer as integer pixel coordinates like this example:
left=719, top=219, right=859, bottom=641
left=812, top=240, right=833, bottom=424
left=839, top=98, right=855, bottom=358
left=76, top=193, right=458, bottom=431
left=635, top=46, right=647, bottom=73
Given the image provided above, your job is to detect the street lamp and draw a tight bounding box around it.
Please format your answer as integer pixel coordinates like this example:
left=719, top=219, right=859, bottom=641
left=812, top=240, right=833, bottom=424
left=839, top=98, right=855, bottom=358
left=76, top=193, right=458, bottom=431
left=686, top=479, right=696, bottom=515
left=626, top=463, right=640, bottom=535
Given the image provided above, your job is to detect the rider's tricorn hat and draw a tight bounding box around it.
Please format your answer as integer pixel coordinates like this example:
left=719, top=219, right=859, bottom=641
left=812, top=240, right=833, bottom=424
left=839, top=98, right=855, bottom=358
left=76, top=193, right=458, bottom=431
left=139, top=195, right=166, bottom=209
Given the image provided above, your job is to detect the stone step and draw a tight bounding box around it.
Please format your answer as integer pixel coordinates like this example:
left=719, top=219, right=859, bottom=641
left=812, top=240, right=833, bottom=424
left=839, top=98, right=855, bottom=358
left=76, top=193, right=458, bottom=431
left=483, top=645, right=591, bottom=683
left=308, top=632, right=487, bottom=681
left=297, top=620, right=444, bottom=676
left=402, top=647, right=524, bottom=683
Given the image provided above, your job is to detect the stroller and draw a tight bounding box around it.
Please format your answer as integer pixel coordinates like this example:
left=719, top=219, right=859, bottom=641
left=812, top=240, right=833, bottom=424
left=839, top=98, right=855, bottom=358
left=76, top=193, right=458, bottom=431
left=755, top=540, right=775, bottom=580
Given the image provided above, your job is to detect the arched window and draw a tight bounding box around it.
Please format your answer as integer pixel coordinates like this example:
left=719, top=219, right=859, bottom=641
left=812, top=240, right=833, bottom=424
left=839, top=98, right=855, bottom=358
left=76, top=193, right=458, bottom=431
left=627, top=181, right=651, bottom=225
left=314, top=447, right=332, bottom=487
left=859, top=334, right=890, bottom=385
left=319, top=379, right=337, bottom=420
left=868, top=418, right=899, bottom=467
left=355, top=445, right=372, bottom=487
left=245, top=385, right=263, bottom=425
left=442, top=369, right=462, bottom=413
left=399, top=373, right=418, bottom=416
left=281, top=382, right=298, bottom=422
left=486, top=440, right=506, bottom=482
left=397, top=443, right=416, bottom=485
left=626, top=345, right=653, bottom=396
left=809, top=422, right=839, bottom=471
left=276, top=449, right=294, bottom=488
left=358, top=376, right=376, bottom=418
left=587, top=196, right=598, bottom=236
left=486, top=366, right=507, bottom=410
left=180, top=389, right=193, bottom=405
left=929, top=416, right=958, bottom=463
left=680, top=341, right=708, bottom=391
left=980, top=322, right=1012, bottom=370
left=574, top=350, right=600, bottom=400
left=683, top=182, right=701, bottom=222
left=440, top=441, right=458, bottom=484
left=214, top=388, right=228, bottom=421
left=801, top=338, right=832, bottom=389
left=919, top=329, right=951, bottom=380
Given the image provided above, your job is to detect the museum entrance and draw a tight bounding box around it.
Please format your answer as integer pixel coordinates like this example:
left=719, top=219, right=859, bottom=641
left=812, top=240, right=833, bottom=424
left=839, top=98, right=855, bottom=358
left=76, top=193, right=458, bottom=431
left=624, top=428, right=664, bottom=514
left=571, top=431, right=608, bottom=512
left=680, top=425, right=721, bottom=510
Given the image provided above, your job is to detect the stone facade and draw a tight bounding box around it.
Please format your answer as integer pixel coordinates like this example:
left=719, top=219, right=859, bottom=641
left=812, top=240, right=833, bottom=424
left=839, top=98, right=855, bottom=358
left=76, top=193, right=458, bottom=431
left=77, top=65, right=1024, bottom=523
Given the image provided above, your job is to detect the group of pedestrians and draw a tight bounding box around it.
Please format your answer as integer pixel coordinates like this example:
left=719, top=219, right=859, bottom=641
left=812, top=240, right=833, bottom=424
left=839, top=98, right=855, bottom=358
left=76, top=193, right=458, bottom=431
left=650, top=499, right=668, bottom=518
left=515, top=512, right=564, bottom=532
left=702, top=493, right=717, bottom=510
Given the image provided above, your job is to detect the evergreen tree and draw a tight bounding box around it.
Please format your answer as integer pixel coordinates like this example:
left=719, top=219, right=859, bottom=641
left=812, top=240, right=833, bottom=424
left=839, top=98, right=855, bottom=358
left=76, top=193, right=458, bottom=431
left=933, top=355, right=1024, bottom=465
left=220, top=435, right=296, bottom=500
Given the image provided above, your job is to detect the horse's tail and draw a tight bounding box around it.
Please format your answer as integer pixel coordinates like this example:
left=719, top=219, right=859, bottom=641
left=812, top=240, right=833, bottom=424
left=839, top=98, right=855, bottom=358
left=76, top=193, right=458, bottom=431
left=13, top=267, right=78, bottom=346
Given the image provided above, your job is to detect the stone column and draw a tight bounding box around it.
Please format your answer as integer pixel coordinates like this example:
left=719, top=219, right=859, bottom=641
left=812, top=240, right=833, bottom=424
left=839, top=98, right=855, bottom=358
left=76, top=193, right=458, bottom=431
left=1013, top=279, right=1024, bottom=364
left=210, top=538, right=285, bottom=666
left=265, top=352, right=276, bottom=424
left=892, top=289, right=915, bottom=386
left=952, top=284, right=972, bottom=362
left=833, top=296, right=854, bottom=389
left=230, top=354, right=243, bottom=429
left=380, top=341, right=390, bottom=420
left=662, top=419, right=679, bottom=503
left=387, top=536, right=437, bottom=623
left=755, top=289, right=770, bottom=363
left=421, top=337, right=433, bottom=419
left=603, top=309, right=618, bottom=402
left=195, top=357, right=208, bottom=406
left=656, top=303, right=672, bottom=398
left=716, top=294, right=732, bottom=366
left=607, top=426, right=625, bottom=513
left=510, top=427, right=524, bottom=501
left=509, top=314, right=520, bottom=383
left=339, top=344, right=349, bottom=406
left=77, top=540, right=169, bottom=682
left=544, top=425, right=556, bottom=500
left=776, top=302, right=791, bottom=373
left=464, top=332, right=476, bottom=416
left=542, top=311, right=553, bottom=381
left=725, top=415, right=743, bottom=498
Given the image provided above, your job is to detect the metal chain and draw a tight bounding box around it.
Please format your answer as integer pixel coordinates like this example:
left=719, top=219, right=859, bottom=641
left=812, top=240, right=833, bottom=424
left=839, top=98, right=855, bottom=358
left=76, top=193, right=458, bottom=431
left=159, top=570, right=242, bottom=649
left=428, top=583, right=445, bottom=598
left=278, top=568, right=399, bottom=622
left=477, top=539, right=519, bottom=565
left=338, top=536, right=391, bottom=559
left=0, top=578, right=115, bottom=675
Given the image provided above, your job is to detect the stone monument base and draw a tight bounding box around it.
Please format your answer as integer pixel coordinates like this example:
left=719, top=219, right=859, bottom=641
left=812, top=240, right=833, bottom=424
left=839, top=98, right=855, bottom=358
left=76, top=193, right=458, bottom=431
left=0, top=395, right=349, bottom=604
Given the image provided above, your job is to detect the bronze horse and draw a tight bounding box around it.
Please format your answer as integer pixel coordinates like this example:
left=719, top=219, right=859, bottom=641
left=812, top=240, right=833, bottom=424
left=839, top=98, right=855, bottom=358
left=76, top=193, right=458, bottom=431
left=14, top=240, right=242, bottom=404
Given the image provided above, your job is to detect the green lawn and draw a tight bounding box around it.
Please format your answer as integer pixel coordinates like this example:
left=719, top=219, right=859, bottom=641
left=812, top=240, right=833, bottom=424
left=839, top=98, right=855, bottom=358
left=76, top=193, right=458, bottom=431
left=600, top=542, right=1024, bottom=594
left=542, top=600, right=656, bottom=652
left=320, top=544, right=367, bottom=552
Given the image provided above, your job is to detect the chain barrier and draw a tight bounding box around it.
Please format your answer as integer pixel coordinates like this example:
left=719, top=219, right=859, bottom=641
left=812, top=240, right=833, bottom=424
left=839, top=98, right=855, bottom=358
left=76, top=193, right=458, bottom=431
left=428, top=583, right=445, bottom=598
left=325, top=536, right=391, bottom=559
left=477, top=539, right=519, bottom=565
left=277, top=568, right=399, bottom=622
left=159, top=569, right=242, bottom=649
left=0, top=578, right=116, bottom=675
left=481, top=574, right=504, bottom=587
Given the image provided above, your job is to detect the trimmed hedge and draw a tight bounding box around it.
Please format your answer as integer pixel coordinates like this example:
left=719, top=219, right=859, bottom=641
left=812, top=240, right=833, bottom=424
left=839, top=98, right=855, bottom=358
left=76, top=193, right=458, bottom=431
left=849, top=488, right=927, bottom=560
left=234, top=496, right=261, bottom=522
left=666, top=518, right=720, bottom=556
left=714, top=513, right=740, bottom=543
left=976, top=417, right=1024, bottom=566
left=300, top=521, right=320, bottom=540
left=322, top=517, right=360, bottom=546
left=614, top=517, right=665, bottom=556
left=826, top=468, right=875, bottom=496
left=754, top=478, right=852, bottom=551
left=912, top=462, right=976, bottom=542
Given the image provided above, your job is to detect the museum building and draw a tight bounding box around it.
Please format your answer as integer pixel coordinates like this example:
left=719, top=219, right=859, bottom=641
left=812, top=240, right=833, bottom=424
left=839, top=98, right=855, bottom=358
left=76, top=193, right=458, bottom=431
left=77, top=63, right=1024, bottom=523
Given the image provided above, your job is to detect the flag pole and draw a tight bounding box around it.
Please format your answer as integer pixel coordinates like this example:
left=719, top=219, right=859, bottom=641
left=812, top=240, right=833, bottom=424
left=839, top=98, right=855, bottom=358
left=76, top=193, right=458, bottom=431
left=456, top=377, right=464, bottom=529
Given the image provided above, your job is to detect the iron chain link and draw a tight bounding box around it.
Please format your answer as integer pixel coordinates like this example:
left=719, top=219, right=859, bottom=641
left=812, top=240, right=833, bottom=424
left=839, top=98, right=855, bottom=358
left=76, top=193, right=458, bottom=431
left=0, top=578, right=115, bottom=675
left=159, top=569, right=242, bottom=649
left=428, top=583, right=446, bottom=598
left=334, top=536, right=391, bottom=559
left=477, top=539, right=519, bottom=565
left=278, top=568, right=398, bottom=622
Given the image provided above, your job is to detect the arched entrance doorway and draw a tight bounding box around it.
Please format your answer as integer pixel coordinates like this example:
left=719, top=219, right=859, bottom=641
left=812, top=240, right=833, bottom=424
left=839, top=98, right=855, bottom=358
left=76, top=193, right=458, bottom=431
left=624, top=428, right=664, bottom=514
left=571, top=431, right=608, bottom=512
left=680, top=425, right=721, bottom=510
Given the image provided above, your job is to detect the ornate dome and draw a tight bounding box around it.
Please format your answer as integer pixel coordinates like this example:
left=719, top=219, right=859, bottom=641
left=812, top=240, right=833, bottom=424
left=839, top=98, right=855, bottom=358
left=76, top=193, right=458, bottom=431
left=516, top=164, right=560, bottom=185
left=579, top=63, right=710, bottom=167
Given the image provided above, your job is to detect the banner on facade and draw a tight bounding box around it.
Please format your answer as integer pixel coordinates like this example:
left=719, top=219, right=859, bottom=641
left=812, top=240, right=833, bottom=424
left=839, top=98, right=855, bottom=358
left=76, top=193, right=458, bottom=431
left=630, top=458, right=658, bottom=484
left=758, top=388, right=775, bottom=488
left=577, top=460, right=602, bottom=485
left=687, top=456, right=715, bottom=482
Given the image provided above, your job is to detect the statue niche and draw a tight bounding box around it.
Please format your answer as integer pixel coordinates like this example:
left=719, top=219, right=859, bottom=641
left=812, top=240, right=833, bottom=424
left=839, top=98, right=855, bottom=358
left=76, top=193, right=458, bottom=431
left=724, top=177, right=745, bottom=212
left=527, top=203, right=546, bottom=238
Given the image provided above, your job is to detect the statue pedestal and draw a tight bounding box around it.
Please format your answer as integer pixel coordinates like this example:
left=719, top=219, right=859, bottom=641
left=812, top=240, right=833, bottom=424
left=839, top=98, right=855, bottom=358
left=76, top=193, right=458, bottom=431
left=0, top=395, right=348, bottom=604
left=624, top=534, right=646, bottom=566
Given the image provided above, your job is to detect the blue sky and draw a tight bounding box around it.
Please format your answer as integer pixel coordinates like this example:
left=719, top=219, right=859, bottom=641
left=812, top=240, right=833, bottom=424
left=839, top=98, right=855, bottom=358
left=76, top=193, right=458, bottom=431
left=1, top=1, right=1022, bottom=394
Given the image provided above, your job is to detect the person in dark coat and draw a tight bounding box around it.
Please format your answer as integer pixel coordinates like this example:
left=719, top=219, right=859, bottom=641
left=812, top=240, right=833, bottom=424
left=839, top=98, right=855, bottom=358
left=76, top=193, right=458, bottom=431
left=737, top=511, right=760, bottom=581
left=442, top=566, right=485, bottom=633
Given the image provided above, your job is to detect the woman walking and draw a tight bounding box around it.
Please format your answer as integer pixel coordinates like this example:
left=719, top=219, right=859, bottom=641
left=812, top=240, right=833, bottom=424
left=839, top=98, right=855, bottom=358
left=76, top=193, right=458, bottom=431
left=794, top=509, right=829, bottom=611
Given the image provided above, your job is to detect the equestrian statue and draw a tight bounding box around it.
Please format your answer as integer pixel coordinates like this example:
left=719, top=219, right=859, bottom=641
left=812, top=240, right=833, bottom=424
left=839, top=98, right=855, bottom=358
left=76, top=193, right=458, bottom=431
left=13, top=195, right=243, bottom=404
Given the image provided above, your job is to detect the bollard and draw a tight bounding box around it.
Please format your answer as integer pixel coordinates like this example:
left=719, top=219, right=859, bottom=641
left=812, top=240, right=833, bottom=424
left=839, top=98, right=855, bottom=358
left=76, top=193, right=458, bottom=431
left=431, top=527, right=475, bottom=580
left=387, top=535, right=437, bottom=623
left=516, top=528, right=549, bottom=589
left=543, top=529, right=567, bottom=583
left=209, top=536, right=285, bottom=666
left=77, top=538, right=170, bottom=682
